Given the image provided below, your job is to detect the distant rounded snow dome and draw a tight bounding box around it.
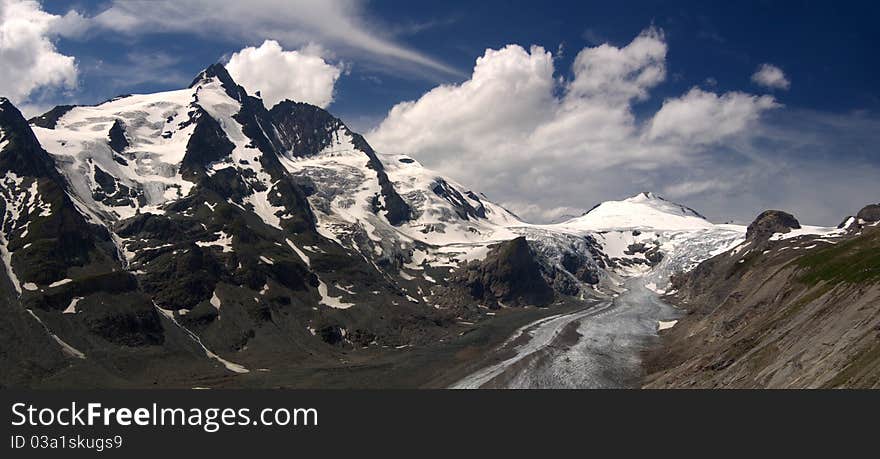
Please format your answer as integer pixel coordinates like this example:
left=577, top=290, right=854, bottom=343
left=226, top=40, right=343, bottom=109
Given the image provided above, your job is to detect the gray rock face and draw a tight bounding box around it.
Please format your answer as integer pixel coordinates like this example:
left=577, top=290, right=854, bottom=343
left=269, top=100, right=412, bottom=226
left=857, top=204, right=880, bottom=222
left=0, top=99, right=63, bottom=179
left=453, top=237, right=554, bottom=308
left=745, top=210, right=800, bottom=241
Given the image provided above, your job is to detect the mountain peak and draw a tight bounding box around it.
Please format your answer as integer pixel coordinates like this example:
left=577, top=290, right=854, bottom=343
left=624, top=191, right=661, bottom=202
left=189, top=63, right=238, bottom=91
left=0, top=98, right=62, bottom=177
left=558, top=192, right=711, bottom=230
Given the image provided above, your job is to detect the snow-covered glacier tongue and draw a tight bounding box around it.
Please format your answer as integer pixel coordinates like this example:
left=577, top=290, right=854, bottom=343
left=453, top=192, right=747, bottom=388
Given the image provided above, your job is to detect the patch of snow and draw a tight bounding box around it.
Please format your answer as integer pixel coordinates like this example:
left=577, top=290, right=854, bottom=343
left=49, top=278, right=73, bottom=288
left=658, top=320, right=678, bottom=331
left=210, top=291, right=221, bottom=310
left=317, top=279, right=355, bottom=309
left=285, top=239, right=310, bottom=266
left=195, top=231, right=234, bottom=253
left=770, top=225, right=847, bottom=241
left=63, top=297, right=83, bottom=314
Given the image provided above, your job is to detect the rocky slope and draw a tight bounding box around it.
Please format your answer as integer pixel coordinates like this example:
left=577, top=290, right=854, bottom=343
left=644, top=205, right=880, bottom=388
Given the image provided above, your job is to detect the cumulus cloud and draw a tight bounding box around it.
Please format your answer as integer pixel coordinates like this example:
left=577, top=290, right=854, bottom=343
left=0, top=0, right=78, bottom=104
left=568, top=27, right=666, bottom=103
left=88, top=0, right=458, bottom=78
left=368, top=28, right=785, bottom=223
left=648, top=88, right=779, bottom=144
left=751, top=63, right=790, bottom=90
left=226, top=40, right=343, bottom=108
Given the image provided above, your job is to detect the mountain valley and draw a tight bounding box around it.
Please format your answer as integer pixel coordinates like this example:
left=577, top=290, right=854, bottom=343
left=1, top=64, right=877, bottom=388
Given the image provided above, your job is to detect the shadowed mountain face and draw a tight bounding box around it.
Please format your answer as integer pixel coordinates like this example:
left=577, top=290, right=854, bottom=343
left=449, top=237, right=554, bottom=308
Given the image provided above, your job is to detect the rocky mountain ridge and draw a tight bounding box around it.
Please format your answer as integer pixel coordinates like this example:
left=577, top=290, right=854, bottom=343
left=645, top=204, right=880, bottom=388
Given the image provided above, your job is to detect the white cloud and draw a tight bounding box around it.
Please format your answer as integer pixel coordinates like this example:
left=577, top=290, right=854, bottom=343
left=368, top=28, right=781, bottom=223
left=0, top=0, right=78, bottom=104
left=369, top=44, right=556, bottom=165
left=226, top=40, right=342, bottom=109
left=49, top=9, right=90, bottom=38
left=568, top=27, right=666, bottom=103
left=89, top=0, right=459, bottom=78
left=648, top=88, right=778, bottom=145
left=751, top=63, right=790, bottom=90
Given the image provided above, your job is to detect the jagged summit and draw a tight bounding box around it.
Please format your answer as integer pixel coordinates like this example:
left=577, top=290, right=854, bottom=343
left=623, top=192, right=707, bottom=219
left=0, top=99, right=60, bottom=178
left=189, top=63, right=238, bottom=91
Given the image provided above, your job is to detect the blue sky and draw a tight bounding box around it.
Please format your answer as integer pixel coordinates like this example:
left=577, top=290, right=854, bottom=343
left=41, top=0, right=880, bottom=126
left=5, top=0, right=880, bottom=224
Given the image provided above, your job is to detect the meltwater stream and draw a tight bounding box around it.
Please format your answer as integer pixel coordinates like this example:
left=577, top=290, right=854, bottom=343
left=451, top=277, right=679, bottom=389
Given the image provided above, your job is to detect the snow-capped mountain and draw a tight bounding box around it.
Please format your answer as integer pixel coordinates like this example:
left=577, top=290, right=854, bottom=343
left=518, top=192, right=745, bottom=281
left=552, top=191, right=712, bottom=231
left=0, top=63, right=754, bottom=387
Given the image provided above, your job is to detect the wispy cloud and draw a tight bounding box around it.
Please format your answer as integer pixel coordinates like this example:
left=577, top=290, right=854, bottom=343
left=84, top=0, right=462, bottom=79
left=83, top=52, right=190, bottom=90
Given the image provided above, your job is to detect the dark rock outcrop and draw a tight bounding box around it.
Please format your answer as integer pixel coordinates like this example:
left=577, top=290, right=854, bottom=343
left=28, top=105, right=76, bottom=129
left=181, top=111, right=235, bottom=180
left=0, top=99, right=63, bottom=179
left=857, top=204, right=880, bottom=222
left=561, top=252, right=600, bottom=284
left=108, top=119, right=129, bottom=153
left=746, top=210, right=800, bottom=241
left=452, top=237, right=554, bottom=307
left=431, top=178, right=487, bottom=220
